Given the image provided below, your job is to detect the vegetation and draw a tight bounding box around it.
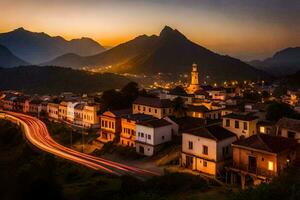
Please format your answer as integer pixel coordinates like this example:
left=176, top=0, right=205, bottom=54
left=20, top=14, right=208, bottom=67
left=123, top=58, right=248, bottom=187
left=233, top=166, right=300, bottom=200
left=172, top=97, right=187, bottom=117
left=0, top=66, right=131, bottom=94
left=0, top=119, right=229, bottom=200
left=99, top=81, right=152, bottom=112
left=266, top=102, right=300, bottom=121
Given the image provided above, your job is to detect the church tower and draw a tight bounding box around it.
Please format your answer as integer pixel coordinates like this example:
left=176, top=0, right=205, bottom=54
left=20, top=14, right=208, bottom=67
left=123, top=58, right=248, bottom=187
left=186, top=63, right=202, bottom=94
left=191, top=63, right=199, bottom=85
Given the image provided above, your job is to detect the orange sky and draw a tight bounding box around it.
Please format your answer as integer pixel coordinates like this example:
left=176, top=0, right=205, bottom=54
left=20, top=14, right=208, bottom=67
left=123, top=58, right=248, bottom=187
left=1, top=0, right=300, bottom=60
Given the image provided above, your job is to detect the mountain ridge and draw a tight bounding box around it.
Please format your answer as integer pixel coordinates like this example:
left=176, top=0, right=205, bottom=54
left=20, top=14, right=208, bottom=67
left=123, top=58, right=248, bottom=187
left=0, top=44, right=29, bottom=67
left=0, top=27, right=106, bottom=63
left=44, top=26, right=267, bottom=81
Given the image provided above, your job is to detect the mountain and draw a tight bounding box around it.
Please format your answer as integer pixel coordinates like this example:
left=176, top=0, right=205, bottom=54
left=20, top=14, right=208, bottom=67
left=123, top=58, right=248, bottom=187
left=0, top=66, right=130, bottom=94
left=44, top=26, right=267, bottom=81
left=0, top=44, right=28, bottom=67
left=0, top=27, right=106, bottom=64
left=249, top=47, right=300, bottom=77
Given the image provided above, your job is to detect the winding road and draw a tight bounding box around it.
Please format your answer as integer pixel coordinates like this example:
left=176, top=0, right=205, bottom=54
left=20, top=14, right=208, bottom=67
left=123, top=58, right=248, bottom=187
left=0, top=111, right=159, bottom=177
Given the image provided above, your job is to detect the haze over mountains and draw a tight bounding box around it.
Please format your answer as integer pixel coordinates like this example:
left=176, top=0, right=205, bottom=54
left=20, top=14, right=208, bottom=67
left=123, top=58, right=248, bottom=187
left=249, top=47, right=300, bottom=77
left=0, top=27, right=105, bottom=64
left=44, top=26, right=266, bottom=81
left=0, top=44, right=28, bottom=67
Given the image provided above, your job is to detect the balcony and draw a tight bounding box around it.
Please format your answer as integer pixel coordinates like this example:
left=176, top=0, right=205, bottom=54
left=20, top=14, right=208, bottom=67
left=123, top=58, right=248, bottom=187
left=231, top=162, right=276, bottom=178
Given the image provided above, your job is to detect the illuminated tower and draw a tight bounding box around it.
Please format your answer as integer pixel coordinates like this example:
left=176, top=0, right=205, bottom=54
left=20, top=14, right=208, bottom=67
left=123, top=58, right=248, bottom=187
left=186, top=63, right=202, bottom=94
left=191, top=63, right=199, bottom=85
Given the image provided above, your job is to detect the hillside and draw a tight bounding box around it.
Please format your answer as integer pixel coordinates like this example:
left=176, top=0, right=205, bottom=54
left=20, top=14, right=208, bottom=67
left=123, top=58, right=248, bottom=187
left=249, top=47, right=300, bottom=77
left=0, top=44, right=28, bottom=67
left=0, top=28, right=106, bottom=63
left=0, top=66, right=130, bottom=94
left=44, top=26, right=267, bottom=81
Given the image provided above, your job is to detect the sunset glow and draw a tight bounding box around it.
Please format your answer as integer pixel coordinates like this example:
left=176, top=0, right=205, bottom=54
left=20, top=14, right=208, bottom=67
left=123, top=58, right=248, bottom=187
left=1, top=0, right=300, bottom=60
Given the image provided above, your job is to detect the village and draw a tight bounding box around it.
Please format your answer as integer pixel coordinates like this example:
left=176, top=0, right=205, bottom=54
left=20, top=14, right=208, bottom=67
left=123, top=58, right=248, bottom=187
left=1, top=63, right=300, bottom=189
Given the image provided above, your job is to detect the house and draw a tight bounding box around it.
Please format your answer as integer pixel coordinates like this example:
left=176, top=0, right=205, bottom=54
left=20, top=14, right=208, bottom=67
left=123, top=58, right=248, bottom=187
left=164, top=116, right=206, bottom=136
left=132, top=96, right=173, bottom=119
left=67, top=102, right=79, bottom=123
left=120, top=113, right=155, bottom=147
left=186, top=105, right=223, bottom=120
left=228, top=134, right=298, bottom=189
left=135, top=118, right=172, bottom=156
left=14, top=96, right=29, bottom=113
left=276, top=117, right=300, bottom=143
left=257, top=120, right=275, bottom=134
left=97, top=109, right=131, bottom=143
left=223, top=113, right=258, bottom=139
left=82, top=103, right=100, bottom=128
left=74, top=103, right=100, bottom=128
left=47, top=102, right=60, bottom=121
left=181, top=125, right=236, bottom=176
left=28, top=99, right=43, bottom=116
left=58, top=101, right=68, bottom=121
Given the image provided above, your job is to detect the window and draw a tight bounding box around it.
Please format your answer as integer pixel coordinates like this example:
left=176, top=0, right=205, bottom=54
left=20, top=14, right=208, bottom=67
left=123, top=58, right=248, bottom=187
left=141, top=133, right=144, bottom=137
left=112, top=122, right=115, bottom=129
left=235, top=120, right=239, bottom=128
left=268, top=161, right=274, bottom=171
left=243, top=122, right=248, bottom=130
left=262, top=157, right=264, bottom=161
left=138, top=105, right=140, bottom=111
left=288, top=131, right=296, bottom=139
left=148, top=135, right=151, bottom=140
left=260, top=126, right=266, bottom=133
left=138, top=132, right=140, bottom=137
left=225, top=119, right=230, bottom=127
left=203, top=161, right=207, bottom=167
left=188, top=141, right=193, bottom=150
left=163, top=109, right=166, bottom=114
left=143, top=106, right=146, bottom=111
left=155, top=109, right=157, bottom=113
left=149, top=108, right=151, bottom=112
left=162, top=136, right=165, bottom=140
left=203, top=145, right=208, bottom=155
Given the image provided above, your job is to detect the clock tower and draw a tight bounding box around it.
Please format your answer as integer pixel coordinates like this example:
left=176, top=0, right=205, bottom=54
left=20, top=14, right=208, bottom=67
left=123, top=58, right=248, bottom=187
left=186, top=63, right=202, bottom=94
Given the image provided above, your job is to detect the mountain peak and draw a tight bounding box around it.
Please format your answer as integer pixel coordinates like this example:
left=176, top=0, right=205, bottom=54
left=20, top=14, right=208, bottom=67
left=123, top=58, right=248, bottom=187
left=14, top=27, right=27, bottom=32
left=159, top=25, right=186, bottom=40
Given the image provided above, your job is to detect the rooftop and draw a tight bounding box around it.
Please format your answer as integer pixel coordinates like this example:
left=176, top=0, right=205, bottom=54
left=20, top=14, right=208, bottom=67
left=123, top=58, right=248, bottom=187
left=137, top=118, right=172, bottom=128
left=168, top=116, right=206, bottom=132
left=223, top=113, right=258, bottom=121
left=133, top=96, right=172, bottom=108
left=233, top=134, right=298, bottom=154
left=276, top=117, right=300, bottom=132
left=187, top=105, right=210, bottom=113
left=122, top=113, right=156, bottom=122
left=184, top=125, right=236, bottom=141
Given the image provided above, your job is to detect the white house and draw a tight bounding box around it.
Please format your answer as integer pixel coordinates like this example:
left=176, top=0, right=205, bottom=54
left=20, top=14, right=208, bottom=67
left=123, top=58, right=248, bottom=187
left=181, top=125, right=237, bottom=176
left=135, top=119, right=172, bottom=156
left=67, top=102, right=79, bottom=123
left=223, top=113, right=258, bottom=139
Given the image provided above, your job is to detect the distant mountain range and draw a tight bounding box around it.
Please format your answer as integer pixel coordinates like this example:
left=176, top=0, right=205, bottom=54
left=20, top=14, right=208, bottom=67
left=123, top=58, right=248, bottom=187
left=44, top=26, right=267, bottom=81
left=0, top=66, right=130, bottom=94
left=248, top=47, right=300, bottom=77
left=0, top=27, right=106, bottom=64
left=0, top=44, right=28, bottom=67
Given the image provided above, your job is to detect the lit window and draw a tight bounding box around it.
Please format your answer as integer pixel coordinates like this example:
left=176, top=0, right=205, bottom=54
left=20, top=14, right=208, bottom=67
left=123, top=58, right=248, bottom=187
left=260, top=126, right=266, bottom=133
left=268, top=161, right=274, bottom=171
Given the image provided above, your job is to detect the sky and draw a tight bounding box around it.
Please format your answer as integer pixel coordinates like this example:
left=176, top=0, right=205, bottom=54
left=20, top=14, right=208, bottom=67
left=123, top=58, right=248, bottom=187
left=0, top=0, right=300, bottom=61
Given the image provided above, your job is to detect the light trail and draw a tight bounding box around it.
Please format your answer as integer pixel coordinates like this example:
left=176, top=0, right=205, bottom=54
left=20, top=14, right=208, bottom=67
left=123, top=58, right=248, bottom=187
left=1, top=111, right=160, bottom=177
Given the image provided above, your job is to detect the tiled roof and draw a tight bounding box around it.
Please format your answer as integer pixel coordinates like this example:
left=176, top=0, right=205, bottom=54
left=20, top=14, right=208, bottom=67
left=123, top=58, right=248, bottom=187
left=122, top=113, right=156, bottom=122
left=276, top=117, right=300, bottom=132
left=110, top=109, right=132, bottom=117
left=223, top=113, right=258, bottom=121
left=185, top=125, right=236, bottom=141
left=133, top=96, right=172, bottom=108
left=137, top=118, right=172, bottom=128
left=168, top=116, right=206, bottom=132
left=233, top=134, right=298, bottom=153
left=187, top=105, right=209, bottom=113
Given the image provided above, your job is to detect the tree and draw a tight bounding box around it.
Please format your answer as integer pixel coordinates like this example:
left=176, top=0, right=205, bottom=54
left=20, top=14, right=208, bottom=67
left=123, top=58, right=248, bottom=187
left=172, top=97, right=187, bottom=117
left=266, top=102, right=295, bottom=121
left=170, top=86, right=187, bottom=95
left=121, top=82, right=139, bottom=107
left=100, top=89, right=125, bottom=111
